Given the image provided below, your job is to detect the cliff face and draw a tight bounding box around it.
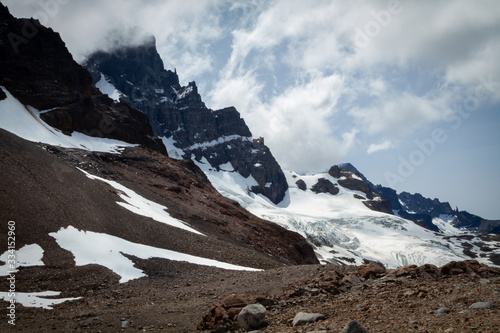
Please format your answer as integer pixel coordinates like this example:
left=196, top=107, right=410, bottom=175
left=84, top=37, right=288, bottom=204
left=0, top=4, right=165, bottom=153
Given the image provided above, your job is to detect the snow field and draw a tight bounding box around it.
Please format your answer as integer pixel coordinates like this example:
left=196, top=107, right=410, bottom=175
left=198, top=167, right=476, bottom=268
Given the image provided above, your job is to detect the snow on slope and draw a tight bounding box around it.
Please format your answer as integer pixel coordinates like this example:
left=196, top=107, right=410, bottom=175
left=0, top=86, right=137, bottom=153
left=0, top=291, right=81, bottom=310
left=95, top=73, right=122, bottom=102
left=50, top=226, right=261, bottom=283
left=0, top=244, right=44, bottom=276
left=79, top=168, right=204, bottom=236
left=200, top=167, right=482, bottom=268
left=432, top=214, right=465, bottom=236
left=0, top=245, right=80, bottom=309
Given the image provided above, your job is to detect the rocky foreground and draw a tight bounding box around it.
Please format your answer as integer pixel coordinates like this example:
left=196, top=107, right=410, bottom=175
left=200, top=260, right=500, bottom=333
left=0, top=259, right=499, bottom=332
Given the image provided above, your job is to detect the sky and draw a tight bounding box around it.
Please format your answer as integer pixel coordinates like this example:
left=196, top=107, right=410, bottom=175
left=4, top=0, right=500, bottom=219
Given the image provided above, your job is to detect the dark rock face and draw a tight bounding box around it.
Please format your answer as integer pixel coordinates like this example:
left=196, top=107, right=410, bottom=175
left=328, top=165, right=392, bottom=215
left=84, top=37, right=288, bottom=204
left=296, top=179, right=307, bottom=191
left=338, top=178, right=373, bottom=199
left=311, top=178, right=339, bottom=195
left=397, top=192, right=500, bottom=233
left=339, top=163, right=499, bottom=234
left=362, top=200, right=392, bottom=215
left=0, top=4, right=164, bottom=153
left=398, top=192, right=454, bottom=217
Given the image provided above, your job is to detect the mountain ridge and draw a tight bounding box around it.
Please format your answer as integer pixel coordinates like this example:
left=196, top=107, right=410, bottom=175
left=83, top=34, right=288, bottom=205
left=338, top=163, right=500, bottom=234
left=78, top=28, right=500, bottom=267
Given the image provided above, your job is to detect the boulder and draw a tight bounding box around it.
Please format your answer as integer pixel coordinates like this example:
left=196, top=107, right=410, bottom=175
left=341, top=320, right=368, bottom=333
left=237, top=304, right=267, bottom=331
left=291, top=312, right=326, bottom=327
left=296, top=179, right=307, bottom=191
left=469, top=302, right=495, bottom=309
left=357, top=262, right=386, bottom=279
left=311, top=178, right=339, bottom=195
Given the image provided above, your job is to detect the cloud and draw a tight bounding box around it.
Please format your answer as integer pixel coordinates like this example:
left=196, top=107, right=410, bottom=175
left=367, top=140, right=393, bottom=155
left=5, top=0, right=500, bottom=175
left=349, top=92, right=453, bottom=136
left=3, top=0, right=225, bottom=81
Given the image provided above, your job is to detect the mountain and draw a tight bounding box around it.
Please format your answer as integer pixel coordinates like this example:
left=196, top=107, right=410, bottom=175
left=0, top=5, right=165, bottom=154
left=339, top=163, right=500, bottom=234
left=79, top=29, right=500, bottom=269
left=0, top=2, right=317, bottom=280
left=1, top=4, right=500, bottom=331
left=83, top=32, right=288, bottom=205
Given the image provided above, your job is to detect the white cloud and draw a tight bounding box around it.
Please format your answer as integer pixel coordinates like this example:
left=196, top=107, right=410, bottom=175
left=249, top=73, right=347, bottom=172
left=349, top=92, right=453, bottom=136
left=4, top=0, right=500, bottom=177
left=3, top=0, right=225, bottom=79
left=367, top=140, right=393, bottom=155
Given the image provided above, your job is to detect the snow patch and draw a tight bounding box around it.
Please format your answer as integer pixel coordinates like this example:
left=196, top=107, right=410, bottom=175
left=95, top=73, right=122, bottom=102
left=351, top=174, right=363, bottom=181
left=0, top=244, right=45, bottom=276
left=432, top=215, right=464, bottom=236
left=0, top=291, right=80, bottom=309
left=160, top=136, right=184, bottom=160
left=0, top=87, right=138, bottom=153
left=50, top=226, right=260, bottom=283
left=219, top=162, right=234, bottom=172
left=79, top=168, right=203, bottom=236
left=188, top=135, right=251, bottom=151
left=195, top=159, right=259, bottom=208
left=178, top=85, right=193, bottom=99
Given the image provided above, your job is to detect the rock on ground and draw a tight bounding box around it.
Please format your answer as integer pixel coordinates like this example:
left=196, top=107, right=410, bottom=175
left=291, top=312, right=326, bottom=327
left=340, top=320, right=368, bottom=333
left=469, top=302, right=496, bottom=309
left=237, top=303, right=268, bottom=331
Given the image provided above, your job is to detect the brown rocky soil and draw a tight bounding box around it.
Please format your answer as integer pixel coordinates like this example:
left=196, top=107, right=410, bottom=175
left=200, top=260, right=500, bottom=333
left=0, top=260, right=498, bottom=332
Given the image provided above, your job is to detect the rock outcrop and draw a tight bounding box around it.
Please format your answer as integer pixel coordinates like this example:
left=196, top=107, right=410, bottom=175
left=199, top=260, right=500, bottom=332
left=310, top=178, right=339, bottom=195
left=328, top=165, right=392, bottom=214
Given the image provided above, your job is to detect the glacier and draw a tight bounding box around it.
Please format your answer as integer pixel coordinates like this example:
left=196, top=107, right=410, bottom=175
left=201, top=167, right=498, bottom=268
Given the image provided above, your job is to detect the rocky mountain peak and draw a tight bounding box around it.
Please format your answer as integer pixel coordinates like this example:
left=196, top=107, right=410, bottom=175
left=0, top=3, right=14, bottom=20
left=327, top=165, right=392, bottom=214
left=85, top=36, right=288, bottom=204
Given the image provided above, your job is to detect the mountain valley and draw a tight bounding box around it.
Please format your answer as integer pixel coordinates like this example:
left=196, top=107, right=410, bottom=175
left=0, top=3, right=499, bottom=332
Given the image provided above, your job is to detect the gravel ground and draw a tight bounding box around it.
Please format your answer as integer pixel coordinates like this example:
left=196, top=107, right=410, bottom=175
left=0, top=261, right=499, bottom=332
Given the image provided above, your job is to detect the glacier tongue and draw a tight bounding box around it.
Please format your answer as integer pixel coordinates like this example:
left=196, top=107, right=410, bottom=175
left=200, top=168, right=490, bottom=268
